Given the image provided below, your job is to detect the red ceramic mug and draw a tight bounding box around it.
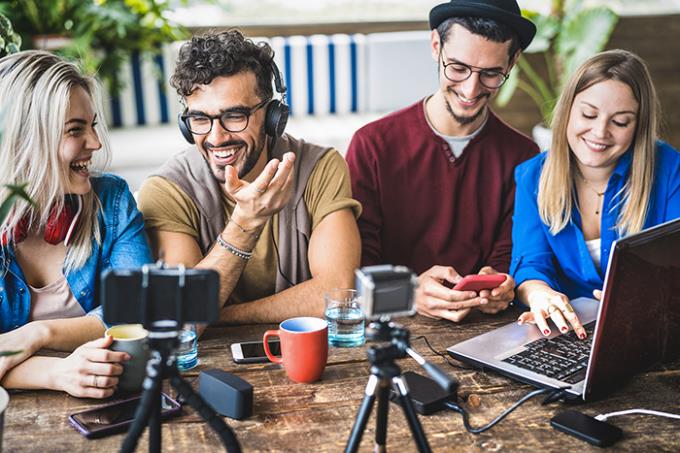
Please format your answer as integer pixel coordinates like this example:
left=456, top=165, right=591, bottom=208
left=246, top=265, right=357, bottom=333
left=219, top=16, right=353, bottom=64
left=263, top=317, right=328, bottom=383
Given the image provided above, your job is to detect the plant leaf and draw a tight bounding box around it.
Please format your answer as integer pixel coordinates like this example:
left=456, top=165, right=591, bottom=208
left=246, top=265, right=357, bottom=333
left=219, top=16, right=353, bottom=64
left=555, top=7, right=619, bottom=89
left=0, top=183, right=34, bottom=225
left=495, top=65, right=520, bottom=107
left=523, top=10, right=560, bottom=54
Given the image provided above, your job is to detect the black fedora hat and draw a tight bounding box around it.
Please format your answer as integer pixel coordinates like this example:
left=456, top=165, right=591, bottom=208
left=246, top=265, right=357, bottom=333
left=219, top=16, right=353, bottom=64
left=429, top=0, right=537, bottom=50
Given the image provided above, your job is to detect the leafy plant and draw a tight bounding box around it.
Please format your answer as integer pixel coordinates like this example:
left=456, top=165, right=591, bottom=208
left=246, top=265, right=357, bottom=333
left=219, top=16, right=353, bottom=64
left=0, top=12, right=22, bottom=57
left=496, top=0, right=619, bottom=125
left=3, top=0, right=189, bottom=95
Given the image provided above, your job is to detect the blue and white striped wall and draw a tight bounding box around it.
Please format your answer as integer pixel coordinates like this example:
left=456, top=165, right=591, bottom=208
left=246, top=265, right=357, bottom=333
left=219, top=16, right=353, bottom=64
left=102, top=31, right=435, bottom=128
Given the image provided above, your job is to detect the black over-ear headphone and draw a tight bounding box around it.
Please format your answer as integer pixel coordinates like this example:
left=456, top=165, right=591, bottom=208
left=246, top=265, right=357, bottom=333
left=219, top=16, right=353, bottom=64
left=178, top=61, right=289, bottom=144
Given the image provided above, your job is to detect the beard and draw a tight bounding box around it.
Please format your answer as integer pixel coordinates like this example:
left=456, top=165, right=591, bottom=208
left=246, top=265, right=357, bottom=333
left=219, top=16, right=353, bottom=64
left=444, top=87, right=490, bottom=126
left=204, top=127, right=268, bottom=182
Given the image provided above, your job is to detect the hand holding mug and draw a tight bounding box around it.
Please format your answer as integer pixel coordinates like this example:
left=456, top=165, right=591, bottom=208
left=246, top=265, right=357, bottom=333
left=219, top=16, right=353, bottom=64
left=105, top=324, right=149, bottom=392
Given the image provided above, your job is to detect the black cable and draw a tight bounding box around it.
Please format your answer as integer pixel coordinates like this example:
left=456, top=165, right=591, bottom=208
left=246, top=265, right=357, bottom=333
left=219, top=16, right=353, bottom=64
left=444, top=387, right=570, bottom=434
left=269, top=223, right=294, bottom=288
left=412, top=335, right=473, bottom=370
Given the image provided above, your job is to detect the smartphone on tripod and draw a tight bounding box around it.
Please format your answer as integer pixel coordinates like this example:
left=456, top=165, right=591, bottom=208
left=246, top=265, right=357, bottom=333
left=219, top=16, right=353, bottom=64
left=69, top=393, right=182, bottom=438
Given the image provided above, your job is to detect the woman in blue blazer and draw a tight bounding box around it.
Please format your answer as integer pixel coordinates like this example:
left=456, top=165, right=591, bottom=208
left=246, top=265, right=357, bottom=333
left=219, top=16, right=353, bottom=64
left=511, top=50, right=680, bottom=339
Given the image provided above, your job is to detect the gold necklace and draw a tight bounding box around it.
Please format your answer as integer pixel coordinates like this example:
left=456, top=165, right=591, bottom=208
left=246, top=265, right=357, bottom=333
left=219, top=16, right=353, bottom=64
left=581, top=177, right=606, bottom=215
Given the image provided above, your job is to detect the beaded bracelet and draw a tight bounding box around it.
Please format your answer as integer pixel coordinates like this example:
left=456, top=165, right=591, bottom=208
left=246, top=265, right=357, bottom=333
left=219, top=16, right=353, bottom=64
left=228, top=218, right=262, bottom=240
left=216, top=234, right=253, bottom=261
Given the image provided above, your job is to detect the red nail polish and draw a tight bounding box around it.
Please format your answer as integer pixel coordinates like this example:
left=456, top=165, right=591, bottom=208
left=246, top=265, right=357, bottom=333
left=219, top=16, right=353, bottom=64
left=579, top=333, right=586, bottom=340
left=543, top=329, right=550, bottom=335
left=561, top=326, right=568, bottom=332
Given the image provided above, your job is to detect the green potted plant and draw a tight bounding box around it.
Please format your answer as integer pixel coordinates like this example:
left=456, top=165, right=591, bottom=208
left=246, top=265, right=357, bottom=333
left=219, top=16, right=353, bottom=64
left=0, top=12, right=22, bottom=57
left=496, top=0, right=618, bottom=149
left=2, top=0, right=188, bottom=95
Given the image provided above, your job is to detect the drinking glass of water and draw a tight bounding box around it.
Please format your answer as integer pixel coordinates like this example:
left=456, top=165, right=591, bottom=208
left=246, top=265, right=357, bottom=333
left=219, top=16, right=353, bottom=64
left=324, top=289, right=365, bottom=347
left=176, top=324, right=198, bottom=371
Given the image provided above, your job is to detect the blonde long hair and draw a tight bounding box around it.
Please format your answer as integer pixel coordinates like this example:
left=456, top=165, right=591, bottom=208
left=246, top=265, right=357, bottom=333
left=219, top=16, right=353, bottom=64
left=0, top=50, right=111, bottom=272
left=539, top=49, right=658, bottom=236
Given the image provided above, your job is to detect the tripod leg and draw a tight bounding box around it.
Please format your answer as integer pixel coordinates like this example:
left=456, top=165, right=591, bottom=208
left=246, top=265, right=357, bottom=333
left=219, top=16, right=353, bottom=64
left=374, top=380, right=390, bottom=453
left=344, top=374, right=379, bottom=453
left=148, top=379, right=162, bottom=453
left=169, top=374, right=242, bottom=453
left=121, top=354, right=163, bottom=453
left=392, top=376, right=432, bottom=453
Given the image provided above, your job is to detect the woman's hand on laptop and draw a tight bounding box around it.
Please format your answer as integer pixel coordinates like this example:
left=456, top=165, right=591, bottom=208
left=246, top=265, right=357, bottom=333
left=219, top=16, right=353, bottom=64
left=516, top=281, right=587, bottom=340
left=415, top=265, right=482, bottom=323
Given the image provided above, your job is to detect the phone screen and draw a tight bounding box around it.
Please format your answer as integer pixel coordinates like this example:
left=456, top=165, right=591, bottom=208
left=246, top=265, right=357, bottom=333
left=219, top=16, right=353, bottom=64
left=70, top=394, right=178, bottom=433
left=240, top=340, right=281, bottom=358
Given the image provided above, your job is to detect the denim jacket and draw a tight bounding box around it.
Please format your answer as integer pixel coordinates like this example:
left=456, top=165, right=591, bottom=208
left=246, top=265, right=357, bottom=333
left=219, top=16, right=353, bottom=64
left=0, top=174, right=153, bottom=333
left=510, top=141, right=680, bottom=300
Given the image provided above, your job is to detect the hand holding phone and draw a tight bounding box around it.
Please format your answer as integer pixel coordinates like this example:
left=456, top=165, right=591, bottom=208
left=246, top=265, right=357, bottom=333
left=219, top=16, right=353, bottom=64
left=452, top=274, right=506, bottom=292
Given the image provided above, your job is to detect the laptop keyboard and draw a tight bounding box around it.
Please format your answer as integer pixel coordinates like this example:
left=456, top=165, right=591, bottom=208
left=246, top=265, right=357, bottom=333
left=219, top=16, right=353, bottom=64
left=502, top=322, right=596, bottom=383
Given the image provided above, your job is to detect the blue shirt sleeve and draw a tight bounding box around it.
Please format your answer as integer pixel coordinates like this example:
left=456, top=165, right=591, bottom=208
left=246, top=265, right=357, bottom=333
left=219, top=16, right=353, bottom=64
left=91, top=178, right=153, bottom=326
left=110, top=182, right=153, bottom=269
left=510, top=160, right=560, bottom=293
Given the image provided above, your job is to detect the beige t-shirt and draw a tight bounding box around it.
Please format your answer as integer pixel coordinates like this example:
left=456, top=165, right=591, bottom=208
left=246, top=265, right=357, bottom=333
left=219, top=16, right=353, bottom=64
left=138, top=149, right=361, bottom=304
left=29, top=274, right=86, bottom=321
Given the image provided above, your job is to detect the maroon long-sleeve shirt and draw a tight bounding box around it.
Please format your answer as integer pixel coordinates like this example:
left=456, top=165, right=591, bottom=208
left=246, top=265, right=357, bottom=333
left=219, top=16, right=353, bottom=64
left=346, top=100, right=538, bottom=276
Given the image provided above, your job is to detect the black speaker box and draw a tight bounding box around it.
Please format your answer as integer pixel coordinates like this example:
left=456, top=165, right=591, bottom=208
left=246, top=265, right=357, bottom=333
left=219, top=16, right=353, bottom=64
left=199, top=369, right=253, bottom=420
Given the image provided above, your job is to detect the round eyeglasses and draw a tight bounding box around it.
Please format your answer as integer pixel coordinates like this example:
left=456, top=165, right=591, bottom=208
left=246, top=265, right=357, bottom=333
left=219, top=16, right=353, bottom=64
left=182, top=98, right=271, bottom=135
left=440, top=47, right=509, bottom=89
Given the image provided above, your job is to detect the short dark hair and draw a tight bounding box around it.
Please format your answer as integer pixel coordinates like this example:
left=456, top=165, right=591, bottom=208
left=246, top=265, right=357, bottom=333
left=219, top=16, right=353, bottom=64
left=437, top=16, right=521, bottom=60
left=171, top=29, right=274, bottom=100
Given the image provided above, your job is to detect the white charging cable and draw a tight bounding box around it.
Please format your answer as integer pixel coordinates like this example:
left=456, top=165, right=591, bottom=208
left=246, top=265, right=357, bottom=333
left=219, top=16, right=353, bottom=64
left=595, top=409, right=680, bottom=422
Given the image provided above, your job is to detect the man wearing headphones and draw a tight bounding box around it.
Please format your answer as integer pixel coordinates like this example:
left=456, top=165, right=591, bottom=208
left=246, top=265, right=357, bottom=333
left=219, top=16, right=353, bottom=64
left=346, top=0, right=540, bottom=323
left=137, top=30, right=361, bottom=324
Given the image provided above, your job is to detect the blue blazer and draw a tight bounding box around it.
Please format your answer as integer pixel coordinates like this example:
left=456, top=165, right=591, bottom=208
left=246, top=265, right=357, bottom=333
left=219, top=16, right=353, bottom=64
left=510, top=141, right=680, bottom=299
left=0, top=174, right=153, bottom=333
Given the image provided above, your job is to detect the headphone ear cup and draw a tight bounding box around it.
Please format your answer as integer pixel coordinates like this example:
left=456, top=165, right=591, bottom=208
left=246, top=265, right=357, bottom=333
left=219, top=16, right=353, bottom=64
left=177, top=112, right=195, bottom=144
left=265, top=100, right=289, bottom=138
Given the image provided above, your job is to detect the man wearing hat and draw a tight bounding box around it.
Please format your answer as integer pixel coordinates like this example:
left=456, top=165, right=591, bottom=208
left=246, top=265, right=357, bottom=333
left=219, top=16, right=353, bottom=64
left=346, top=0, right=540, bottom=322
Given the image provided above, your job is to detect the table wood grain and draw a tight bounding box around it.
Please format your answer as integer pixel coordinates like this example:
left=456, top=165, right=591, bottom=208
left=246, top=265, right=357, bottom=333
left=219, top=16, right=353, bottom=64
left=3, top=309, right=679, bottom=452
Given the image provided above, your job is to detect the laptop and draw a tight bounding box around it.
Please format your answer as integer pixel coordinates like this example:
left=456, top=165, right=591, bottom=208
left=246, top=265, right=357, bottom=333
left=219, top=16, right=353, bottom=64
left=447, top=217, right=680, bottom=400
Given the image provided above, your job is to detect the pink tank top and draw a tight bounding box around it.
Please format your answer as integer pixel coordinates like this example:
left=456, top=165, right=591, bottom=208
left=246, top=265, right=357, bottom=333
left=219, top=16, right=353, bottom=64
left=29, top=274, right=86, bottom=321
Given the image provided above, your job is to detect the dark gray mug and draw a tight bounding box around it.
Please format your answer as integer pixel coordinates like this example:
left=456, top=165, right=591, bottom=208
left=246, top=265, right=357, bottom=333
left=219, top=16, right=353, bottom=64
left=105, top=324, right=149, bottom=392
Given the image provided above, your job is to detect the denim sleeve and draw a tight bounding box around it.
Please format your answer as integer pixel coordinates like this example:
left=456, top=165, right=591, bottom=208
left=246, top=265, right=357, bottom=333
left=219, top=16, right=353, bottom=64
left=85, top=305, right=107, bottom=327
left=510, top=165, right=560, bottom=297
left=109, top=182, right=154, bottom=269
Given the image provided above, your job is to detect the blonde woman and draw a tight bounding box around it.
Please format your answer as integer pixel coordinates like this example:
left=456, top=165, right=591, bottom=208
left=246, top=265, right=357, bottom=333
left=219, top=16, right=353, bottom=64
left=0, top=51, right=152, bottom=397
left=511, top=50, right=680, bottom=339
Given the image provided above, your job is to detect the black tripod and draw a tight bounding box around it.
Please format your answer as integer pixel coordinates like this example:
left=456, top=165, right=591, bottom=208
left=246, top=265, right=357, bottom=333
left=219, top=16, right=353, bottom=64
left=345, top=319, right=457, bottom=453
left=119, top=264, right=241, bottom=453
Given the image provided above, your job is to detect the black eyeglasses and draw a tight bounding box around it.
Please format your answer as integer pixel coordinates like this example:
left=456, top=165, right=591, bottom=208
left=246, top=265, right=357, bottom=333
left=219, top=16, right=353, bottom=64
left=440, top=46, right=509, bottom=89
left=182, top=98, right=271, bottom=135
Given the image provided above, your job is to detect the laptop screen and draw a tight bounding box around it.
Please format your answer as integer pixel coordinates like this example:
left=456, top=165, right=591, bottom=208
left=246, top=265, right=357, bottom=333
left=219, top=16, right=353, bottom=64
left=585, top=218, right=680, bottom=398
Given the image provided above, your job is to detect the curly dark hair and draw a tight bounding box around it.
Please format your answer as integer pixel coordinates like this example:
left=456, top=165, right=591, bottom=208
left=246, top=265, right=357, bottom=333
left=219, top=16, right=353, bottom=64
left=170, top=29, right=275, bottom=100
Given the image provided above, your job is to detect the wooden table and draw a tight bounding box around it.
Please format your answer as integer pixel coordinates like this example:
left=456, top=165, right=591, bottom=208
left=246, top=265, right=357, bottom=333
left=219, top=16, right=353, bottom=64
left=4, top=309, right=679, bottom=452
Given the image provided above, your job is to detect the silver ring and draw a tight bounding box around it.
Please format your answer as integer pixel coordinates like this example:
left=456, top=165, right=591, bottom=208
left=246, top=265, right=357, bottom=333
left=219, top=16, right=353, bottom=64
left=546, top=305, right=558, bottom=315
left=255, top=187, right=266, bottom=194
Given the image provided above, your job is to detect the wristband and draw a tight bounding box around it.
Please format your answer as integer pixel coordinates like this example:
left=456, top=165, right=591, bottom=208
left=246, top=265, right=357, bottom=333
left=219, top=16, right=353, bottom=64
left=216, top=234, right=253, bottom=261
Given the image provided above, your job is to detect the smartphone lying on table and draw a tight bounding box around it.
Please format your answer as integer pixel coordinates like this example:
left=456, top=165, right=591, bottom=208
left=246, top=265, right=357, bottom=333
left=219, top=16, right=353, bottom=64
left=452, top=274, right=506, bottom=292
left=231, top=339, right=281, bottom=364
left=68, top=392, right=181, bottom=438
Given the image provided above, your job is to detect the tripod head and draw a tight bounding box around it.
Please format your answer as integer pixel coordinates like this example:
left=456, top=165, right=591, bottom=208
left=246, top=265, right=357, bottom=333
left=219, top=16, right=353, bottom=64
left=365, top=318, right=458, bottom=395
